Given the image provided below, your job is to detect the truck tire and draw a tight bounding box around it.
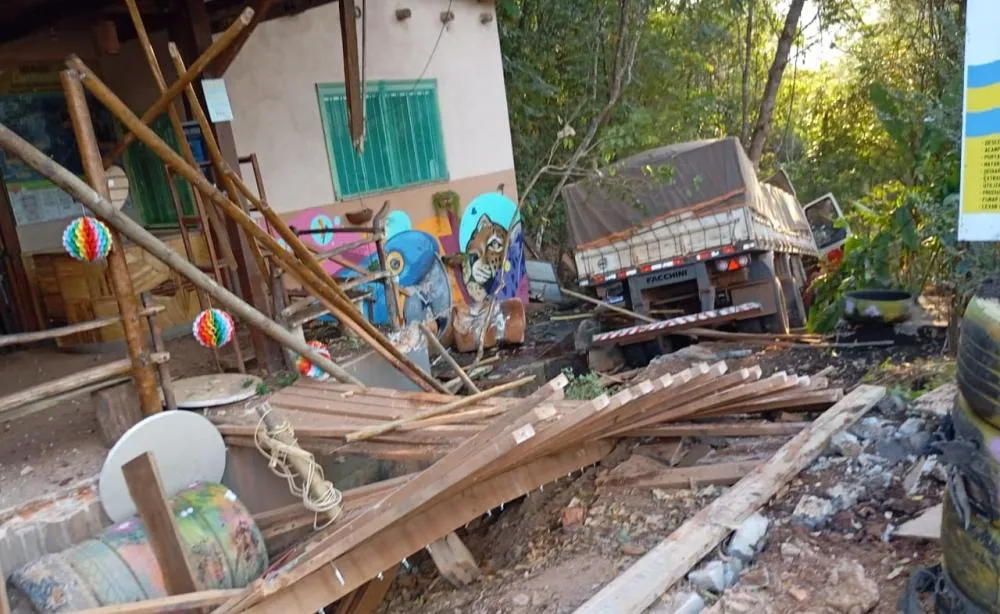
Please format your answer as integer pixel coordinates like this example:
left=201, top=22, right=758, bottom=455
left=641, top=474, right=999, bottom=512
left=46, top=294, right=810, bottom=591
left=742, top=251, right=790, bottom=334
left=944, top=394, right=1000, bottom=522
left=958, top=297, right=1000, bottom=426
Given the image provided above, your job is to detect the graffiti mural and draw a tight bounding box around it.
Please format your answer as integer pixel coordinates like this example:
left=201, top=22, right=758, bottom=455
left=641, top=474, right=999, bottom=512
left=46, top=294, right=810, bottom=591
left=270, top=189, right=528, bottom=332
left=457, top=193, right=527, bottom=304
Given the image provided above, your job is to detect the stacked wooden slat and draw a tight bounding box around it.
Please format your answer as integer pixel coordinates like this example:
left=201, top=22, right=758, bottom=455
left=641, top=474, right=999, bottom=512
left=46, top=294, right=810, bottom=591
left=207, top=360, right=844, bottom=614
left=209, top=362, right=842, bottom=464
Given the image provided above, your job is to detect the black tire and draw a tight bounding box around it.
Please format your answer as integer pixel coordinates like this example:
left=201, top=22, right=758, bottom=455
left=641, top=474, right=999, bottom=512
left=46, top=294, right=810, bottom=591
left=958, top=297, right=1000, bottom=424
left=941, top=488, right=1000, bottom=611
left=948, top=395, right=1000, bottom=521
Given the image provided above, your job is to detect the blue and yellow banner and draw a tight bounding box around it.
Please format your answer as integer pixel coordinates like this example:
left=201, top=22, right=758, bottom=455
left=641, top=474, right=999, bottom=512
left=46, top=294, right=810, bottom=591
left=960, top=1, right=1000, bottom=240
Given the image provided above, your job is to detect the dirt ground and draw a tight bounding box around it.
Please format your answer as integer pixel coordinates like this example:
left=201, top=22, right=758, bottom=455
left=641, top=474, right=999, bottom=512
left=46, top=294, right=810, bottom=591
left=0, top=333, right=227, bottom=509
left=381, top=329, right=949, bottom=614
left=0, top=305, right=950, bottom=614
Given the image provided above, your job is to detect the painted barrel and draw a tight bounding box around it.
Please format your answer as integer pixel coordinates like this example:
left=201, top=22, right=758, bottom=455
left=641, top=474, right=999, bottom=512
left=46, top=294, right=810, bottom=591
left=958, top=297, right=1000, bottom=427
left=8, top=482, right=267, bottom=613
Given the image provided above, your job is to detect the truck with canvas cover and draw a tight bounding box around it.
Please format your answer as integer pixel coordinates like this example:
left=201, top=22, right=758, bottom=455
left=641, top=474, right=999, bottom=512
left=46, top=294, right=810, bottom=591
left=562, top=137, right=819, bottom=342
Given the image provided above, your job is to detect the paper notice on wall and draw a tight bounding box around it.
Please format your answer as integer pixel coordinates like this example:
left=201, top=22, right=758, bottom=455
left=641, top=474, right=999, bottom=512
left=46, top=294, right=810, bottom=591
left=201, top=78, right=234, bottom=123
left=959, top=0, right=1000, bottom=240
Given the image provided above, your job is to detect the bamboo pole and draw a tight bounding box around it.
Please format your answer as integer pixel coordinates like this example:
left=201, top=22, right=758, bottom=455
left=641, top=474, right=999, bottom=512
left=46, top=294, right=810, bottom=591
left=0, top=120, right=364, bottom=386
left=61, top=70, right=161, bottom=418
left=141, top=293, right=178, bottom=412
left=0, top=306, right=162, bottom=348
left=344, top=375, right=535, bottom=443
left=0, top=377, right=131, bottom=425
left=560, top=287, right=659, bottom=324
left=102, top=8, right=255, bottom=165
left=167, top=49, right=442, bottom=390
left=125, top=0, right=237, bottom=271
left=161, top=43, right=270, bottom=284
left=0, top=355, right=167, bottom=415
left=420, top=323, right=479, bottom=394
left=69, top=56, right=445, bottom=393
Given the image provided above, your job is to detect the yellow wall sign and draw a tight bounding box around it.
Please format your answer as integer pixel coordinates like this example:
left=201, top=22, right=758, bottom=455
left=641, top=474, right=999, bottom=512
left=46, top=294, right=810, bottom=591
left=960, top=0, right=1000, bottom=240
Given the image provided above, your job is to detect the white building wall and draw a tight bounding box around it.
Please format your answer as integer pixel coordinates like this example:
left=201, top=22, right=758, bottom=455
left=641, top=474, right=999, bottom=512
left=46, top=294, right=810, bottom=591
left=223, top=0, right=515, bottom=212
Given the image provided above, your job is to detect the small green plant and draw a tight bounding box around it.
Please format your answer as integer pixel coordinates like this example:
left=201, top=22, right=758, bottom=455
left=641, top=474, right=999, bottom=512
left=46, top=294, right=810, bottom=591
left=255, top=382, right=271, bottom=396
left=562, top=368, right=607, bottom=401
left=241, top=377, right=256, bottom=389
left=432, top=190, right=461, bottom=218
left=276, top=371, right=299, bottom=387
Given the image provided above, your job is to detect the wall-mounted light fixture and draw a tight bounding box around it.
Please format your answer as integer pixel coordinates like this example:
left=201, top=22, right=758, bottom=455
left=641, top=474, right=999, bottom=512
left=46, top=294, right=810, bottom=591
left=440, top=10, right=455, bottom=24
left=395, top=8, right=412, bottom=20
left=480, top=12, right=494, bottom=24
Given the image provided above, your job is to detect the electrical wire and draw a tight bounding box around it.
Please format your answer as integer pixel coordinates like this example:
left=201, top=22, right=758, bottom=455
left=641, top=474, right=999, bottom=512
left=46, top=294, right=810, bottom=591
left=410, top=0, right=454, bottom=91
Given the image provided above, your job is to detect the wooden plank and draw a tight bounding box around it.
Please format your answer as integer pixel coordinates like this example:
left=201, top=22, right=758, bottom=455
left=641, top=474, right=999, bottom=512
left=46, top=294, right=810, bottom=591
left=428, top=533, right=480, bottom=587
left=238, top=441, right=613, bottom=614
left=333, top=566, right=398, bottom=614
left=94, top=382, right=145, bottom=446
left=623, top=420, right=810, bottom=438
left=214, top=377, right=572, bottom=614
left=0, top=353, right=167, bottom=415
left=68, top=590, right=241, bottom=614
left=0, top=306, right=163, bottom=348
left=573, top=385, right=886, bottom=614
left=121, top=452, right=200, bottom=596
left=339, top=0, right=364, bottom=145
left=0, top=562, right=10, bottom=614
left=598, top=461, right=760, bottom=489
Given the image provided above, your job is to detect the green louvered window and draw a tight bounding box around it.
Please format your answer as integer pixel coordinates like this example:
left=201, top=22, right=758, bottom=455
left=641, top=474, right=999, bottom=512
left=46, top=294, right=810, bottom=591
left=123, top=114, right=196, bottom=227
left=317, top=80, right=448, bottom=198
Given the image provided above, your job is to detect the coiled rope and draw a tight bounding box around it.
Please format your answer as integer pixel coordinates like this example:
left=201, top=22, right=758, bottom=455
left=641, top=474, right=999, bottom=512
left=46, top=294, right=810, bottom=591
left=253, top=403, right=343, bottom=529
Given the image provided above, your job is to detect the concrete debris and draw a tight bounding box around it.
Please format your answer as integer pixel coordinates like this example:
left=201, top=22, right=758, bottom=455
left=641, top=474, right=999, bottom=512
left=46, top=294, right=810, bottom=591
left=894, top=503, right=942, bottom=540
left=510, top=592, right=532, bottom=607
left=652, top=592, right=706, bottom=614
left=780, top=540, right=803, bottom=559
left=897, top=417, right=924, bottom=437
left=621, top=541, right=646, bottom=556
left=792, top=495, right=834, bottom=530
left=876, top=393, right=907, bottom=417
left=903, top=457, right=937, bottom=496
left=851, top=416, right=891, bottom=442
left=787, top=585, right=809, bottom=602
left=911, top=383, right=955, bottom=417
left=828, top=431, right=863, bottom=458
left=827, top=482, right=866, bottom=512
left=704, top=589, right=775, bottom=614
left=726, top=513, right=769, bottom=562
left=688, top=560, right=729, bottom=593
left=820, top=560, right=880, bottom=613
left=873, top=439, right=908, bottom=465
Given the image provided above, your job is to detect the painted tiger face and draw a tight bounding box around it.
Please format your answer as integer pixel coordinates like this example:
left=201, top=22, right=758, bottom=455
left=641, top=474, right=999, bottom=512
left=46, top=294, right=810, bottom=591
left=466, top=214, right=507, bottom=286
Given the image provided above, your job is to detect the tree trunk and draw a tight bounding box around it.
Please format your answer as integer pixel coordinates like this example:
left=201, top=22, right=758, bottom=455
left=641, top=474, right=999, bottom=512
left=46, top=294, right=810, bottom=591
left=747, top=0, right=805, bottom=168
left=740, top=0, right=754, bottom=147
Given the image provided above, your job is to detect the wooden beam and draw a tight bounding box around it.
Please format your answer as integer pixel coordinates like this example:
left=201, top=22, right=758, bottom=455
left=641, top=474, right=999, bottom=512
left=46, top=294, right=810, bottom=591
left=339, top=0, right=364, bottom=146
left=421, top=323, right=479, bottom=394
left=121, top=452, right=200, bottom=596
left=332, top=566, right=398, bottom=614
left=0, top=306, right=162, bottom=348
left=61, top=590, right=242, bottom=614
left=238, top=442, right=613, bottom=614
left=597, top=461, right=760, bottom=489
left=343, top=376, right=535, bottom=442
left=62, top=70, right=161, bottom=418
left=0, top=354, right=167, bottom=416
left=560, top=287, right=658, bottom=324
left=623, top=420, right=809, bottom=439
left=573, top=385, right=886, bottom=614
left=427, top=533, right=480, bottom=587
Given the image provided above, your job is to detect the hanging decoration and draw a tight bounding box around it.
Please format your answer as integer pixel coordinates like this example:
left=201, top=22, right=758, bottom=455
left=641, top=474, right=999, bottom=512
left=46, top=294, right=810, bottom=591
left=296, top=340, right=332, bottom=381
left=192, top=308, right=235, bottom=349
left=62, top=216, right=113, bottom=262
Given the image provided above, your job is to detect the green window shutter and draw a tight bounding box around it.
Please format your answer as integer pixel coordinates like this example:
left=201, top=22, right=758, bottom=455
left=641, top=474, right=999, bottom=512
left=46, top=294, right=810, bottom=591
left=123, top=114, right=195, bottom=226
left=317, top=80, right=448, bottom=198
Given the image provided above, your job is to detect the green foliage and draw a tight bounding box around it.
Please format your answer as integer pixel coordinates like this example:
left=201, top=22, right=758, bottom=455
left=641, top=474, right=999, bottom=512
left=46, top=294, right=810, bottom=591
left=432, top=190, right=460, bottom=217
left=562, top=368, right=607, bottom=401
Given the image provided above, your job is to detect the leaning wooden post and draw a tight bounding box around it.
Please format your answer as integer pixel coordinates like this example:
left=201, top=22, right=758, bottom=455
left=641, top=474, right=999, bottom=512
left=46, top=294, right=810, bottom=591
left=141, top=293, right=178, bottom=412
left=0, top=120, right=364, bottom=386
left=420, top=323, right=478, bottom=394
left=61, top=70, right=161, bottom=418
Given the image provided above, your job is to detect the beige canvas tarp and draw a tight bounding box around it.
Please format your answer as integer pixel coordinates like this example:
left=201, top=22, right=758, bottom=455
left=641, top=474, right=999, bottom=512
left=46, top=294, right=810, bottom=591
left=562, top=137, right=811, bottom=251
